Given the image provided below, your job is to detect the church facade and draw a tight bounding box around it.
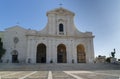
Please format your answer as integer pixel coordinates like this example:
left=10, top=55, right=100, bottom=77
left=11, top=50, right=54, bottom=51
left=0, top=8, right=95, bottom=63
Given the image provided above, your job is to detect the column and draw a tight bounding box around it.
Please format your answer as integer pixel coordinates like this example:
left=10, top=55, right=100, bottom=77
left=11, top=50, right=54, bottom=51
left=31, top=39, right=36, bottom=63
left=47, top=39, right=52, bottom=63
left=52, top=40, right=57, bottom=63
left=26, top=38, right=31, bottom=63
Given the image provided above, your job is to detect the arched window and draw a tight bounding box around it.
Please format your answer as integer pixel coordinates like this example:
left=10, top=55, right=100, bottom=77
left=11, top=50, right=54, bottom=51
left=59, top=23, right=64, bottom=32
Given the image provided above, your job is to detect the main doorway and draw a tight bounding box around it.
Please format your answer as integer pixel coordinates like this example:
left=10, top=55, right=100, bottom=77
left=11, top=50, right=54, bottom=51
left=57, top=44, right=67, bottom=63
left=36, top=43, right=46, bottom=63
left=11, top=50, right=18, bottom=63
left=77, top=44, right=86, bottom=63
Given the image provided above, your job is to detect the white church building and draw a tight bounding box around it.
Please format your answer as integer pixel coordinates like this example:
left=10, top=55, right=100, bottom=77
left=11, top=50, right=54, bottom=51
left=0, top=7, right=95, bottom=63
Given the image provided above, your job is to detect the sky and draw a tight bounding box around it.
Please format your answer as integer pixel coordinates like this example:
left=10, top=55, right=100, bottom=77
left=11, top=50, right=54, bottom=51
left=0, top=0, right=120, bottom=59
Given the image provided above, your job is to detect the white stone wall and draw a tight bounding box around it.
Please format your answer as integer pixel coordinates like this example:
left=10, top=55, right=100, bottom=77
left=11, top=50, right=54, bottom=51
left=2, top=26, right=27, bottom=63
left=26, top=36, right=94, bottom=64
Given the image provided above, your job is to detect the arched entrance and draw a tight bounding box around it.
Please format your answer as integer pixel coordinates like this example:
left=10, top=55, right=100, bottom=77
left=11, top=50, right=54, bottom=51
left=36, top=43, right=46, bottom=63
left=77, top=44, right=86, bottom=63
left=57, top=44, right=67, bottom=63
left=11, top=50, right=18, bottom=63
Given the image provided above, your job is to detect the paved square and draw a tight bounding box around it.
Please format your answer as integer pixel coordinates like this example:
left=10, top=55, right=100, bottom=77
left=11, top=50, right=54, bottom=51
left=0, top=70, right=119, bottom=79
left=73, top=72, right=119, bottom=79
left=52, top=71, right=76, bottom=79
left=0, top=63, right=120, bottom=79
left=24, top=71, right=48, bottom=79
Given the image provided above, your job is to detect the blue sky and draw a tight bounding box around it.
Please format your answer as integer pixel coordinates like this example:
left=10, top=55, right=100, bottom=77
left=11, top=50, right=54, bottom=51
left=0, top=0, right=120, bottom=59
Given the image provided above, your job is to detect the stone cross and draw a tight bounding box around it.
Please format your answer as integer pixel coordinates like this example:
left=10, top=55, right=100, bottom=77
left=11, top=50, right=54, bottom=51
left=16, top=22, right=20, bottom=25
left=59, top=3, right=63, bottom=7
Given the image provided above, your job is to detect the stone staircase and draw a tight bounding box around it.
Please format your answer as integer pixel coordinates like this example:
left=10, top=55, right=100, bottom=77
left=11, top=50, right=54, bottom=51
left=0, top=63, right=120, bottom=71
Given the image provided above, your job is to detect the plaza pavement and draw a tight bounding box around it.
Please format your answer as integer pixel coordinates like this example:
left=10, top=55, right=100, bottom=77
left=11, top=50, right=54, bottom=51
left=0, top=63, right=120, bottom=79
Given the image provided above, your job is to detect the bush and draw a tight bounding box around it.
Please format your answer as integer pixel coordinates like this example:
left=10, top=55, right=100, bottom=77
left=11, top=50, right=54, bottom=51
left=106, top=57, right=111, bottom=63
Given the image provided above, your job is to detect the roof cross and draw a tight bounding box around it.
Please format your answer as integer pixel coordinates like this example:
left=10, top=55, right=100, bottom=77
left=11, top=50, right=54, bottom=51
left=59, top=3, right=63, bottom=7
left=16, top=22, right=20, bottom=25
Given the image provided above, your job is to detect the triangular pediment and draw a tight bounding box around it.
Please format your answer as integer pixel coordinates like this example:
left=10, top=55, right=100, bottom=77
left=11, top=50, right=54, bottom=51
left=47, top=7, right=75, bottom=16
left=5, top=25, right=25, bottom=31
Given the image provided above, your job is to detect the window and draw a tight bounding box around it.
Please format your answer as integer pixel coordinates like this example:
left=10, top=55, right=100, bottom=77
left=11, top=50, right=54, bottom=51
left=59, top=23, right=64, bottom=32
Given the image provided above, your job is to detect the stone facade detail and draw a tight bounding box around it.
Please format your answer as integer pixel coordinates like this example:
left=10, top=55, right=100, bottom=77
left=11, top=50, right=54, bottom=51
left=0, top=8, right=95, bottom=63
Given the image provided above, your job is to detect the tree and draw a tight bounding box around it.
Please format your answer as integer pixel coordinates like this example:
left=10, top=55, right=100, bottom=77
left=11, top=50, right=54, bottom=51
left=0, top=38, right=5, bottom=61
left=106, top=57, right=111, bottom=63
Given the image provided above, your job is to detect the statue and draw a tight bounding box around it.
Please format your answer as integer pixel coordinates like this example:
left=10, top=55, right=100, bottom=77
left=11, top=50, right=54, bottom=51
left=111, top=49, right=116, bottom=58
